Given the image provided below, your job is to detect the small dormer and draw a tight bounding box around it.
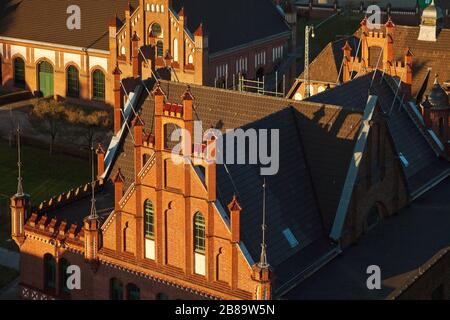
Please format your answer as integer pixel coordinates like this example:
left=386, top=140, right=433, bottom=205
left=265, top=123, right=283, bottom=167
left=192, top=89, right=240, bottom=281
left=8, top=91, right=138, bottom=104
left=418, top=0, right=444, bottom=41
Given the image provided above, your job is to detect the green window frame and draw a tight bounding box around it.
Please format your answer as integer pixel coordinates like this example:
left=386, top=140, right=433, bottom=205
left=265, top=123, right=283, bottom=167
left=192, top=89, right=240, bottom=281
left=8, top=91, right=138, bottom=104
left=60, top=258, right=70, bottom=294
left=156, top=41, right=164, bottom=57
left=92, top=69, right=105, bottom=101
left=151, top=23, right=162, bottom=38
left=14, top=57, right=25, bottom=88
left=67, top=66, right=79, bottom=98
left=110, top=278, right=123, bottom=300
left=144, top=199, right=155, bottom=239
left=194, top=212, right=205, bottom=254
left=126, top=283, right=140, bottom=300
left=44, top=253, right=56, bottom=290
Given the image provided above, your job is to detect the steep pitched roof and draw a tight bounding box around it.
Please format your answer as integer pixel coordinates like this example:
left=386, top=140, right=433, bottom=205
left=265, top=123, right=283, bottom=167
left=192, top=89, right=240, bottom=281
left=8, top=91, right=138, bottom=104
left=108, top=80, right=362, bottom=274
left=307, top=72, right=450, bottom=195
left=0, top=0, right=139, bottom=51
left=0, top=0, right=290, bottom=54
left=172, top=0, right=291, bottom=54
left=302, top=24, right=450, bottom=98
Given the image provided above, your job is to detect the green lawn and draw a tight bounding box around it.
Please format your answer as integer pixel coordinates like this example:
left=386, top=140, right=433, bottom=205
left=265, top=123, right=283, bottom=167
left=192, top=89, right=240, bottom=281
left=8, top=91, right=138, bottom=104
left=0, top=138, right=90, bottom=250
left=0, top=265, right=19, bottom=289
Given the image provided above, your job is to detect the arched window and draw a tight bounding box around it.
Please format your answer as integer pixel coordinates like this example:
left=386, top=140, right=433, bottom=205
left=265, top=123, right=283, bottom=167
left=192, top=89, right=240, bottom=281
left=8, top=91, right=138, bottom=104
left=194, top=212, right=205, bottom=254
left=110, top=278, right=123, bottom=300
left=121, top=45, right=126, bottom=56
left=60, top=258, right=70, bottom=293
left=294, top=92, right=302, bottom=101
left=173, top=38, right=178, bottom=62
left=144, top=199, right=155, bottom=239
left=156, top=41, right=164, bottom=57
left=44, top=253, right=56, bottom=290
left=151, top=23, right=162, bottom=38
left=188, top=54, right=194, bottom=64
left=92, top=69, right=105, bottom=101
left=66, top=65, right=79, bottom=98
left=156, top=292, right=169, bottom=300
left=126, top=283, right=140, bottom=300
left=14, top=57, right=25, bottom=88
left=193, top=212, right=206, bottom=275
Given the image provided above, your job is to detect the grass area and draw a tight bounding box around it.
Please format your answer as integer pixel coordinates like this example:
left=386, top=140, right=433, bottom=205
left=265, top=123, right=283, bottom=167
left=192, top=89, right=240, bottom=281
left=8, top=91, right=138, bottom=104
left=296, top=13, right=364, bottom=67
left=0, top=265, right=19, bottom=289
left=0, top=138, right=90, bottom=250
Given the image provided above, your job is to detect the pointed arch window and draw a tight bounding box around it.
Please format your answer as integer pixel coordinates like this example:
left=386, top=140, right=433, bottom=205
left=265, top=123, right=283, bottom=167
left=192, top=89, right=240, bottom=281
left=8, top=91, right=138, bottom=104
left=44, top=253, right=56, bottom=290
left=14, top=57, right=25, bottom=88
left=194, top=212, right=205, bottom=254
left=92, top=69, right=105, bottom=101
left=66, top=65, right=79, bottom=98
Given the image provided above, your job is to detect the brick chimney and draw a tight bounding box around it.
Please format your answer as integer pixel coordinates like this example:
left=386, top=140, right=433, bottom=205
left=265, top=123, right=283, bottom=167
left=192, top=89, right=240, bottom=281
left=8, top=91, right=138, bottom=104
left=95, top=143, right=105, bottom=178
left=205, top=133, right=216, bottom=202
left=153, top=82, right=165, bottom=152
left=113, top=64, right=122, bottom=135
left=114, top=168, right=125, bottom=211
left=83, top=217, right=100, bottom=262
left=132, top=31, right=140, bottom=79
left=10, top=194, right=29, bottom=246
left=228, top=195, right=242, bottom=243
left=403, top=48, right=413, bottom=98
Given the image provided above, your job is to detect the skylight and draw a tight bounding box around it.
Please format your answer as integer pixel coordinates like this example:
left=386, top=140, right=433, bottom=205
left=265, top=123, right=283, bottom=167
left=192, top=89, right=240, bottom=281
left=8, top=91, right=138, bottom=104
left=399, top=152, right=409, bottom=167
left=282, top=228, right=299, bottom=248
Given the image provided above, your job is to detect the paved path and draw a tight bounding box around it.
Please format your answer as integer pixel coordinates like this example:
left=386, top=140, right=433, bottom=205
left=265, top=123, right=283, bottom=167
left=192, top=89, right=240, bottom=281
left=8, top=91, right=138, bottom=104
left=0, top=247, right=19, bottom=270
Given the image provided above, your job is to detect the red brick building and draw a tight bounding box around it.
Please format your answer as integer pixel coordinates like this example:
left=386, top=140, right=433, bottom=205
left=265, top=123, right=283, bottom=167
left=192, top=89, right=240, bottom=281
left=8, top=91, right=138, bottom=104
left=0, top=0, right=296, bottom=107
left=10, top=62, right=450, bottom=299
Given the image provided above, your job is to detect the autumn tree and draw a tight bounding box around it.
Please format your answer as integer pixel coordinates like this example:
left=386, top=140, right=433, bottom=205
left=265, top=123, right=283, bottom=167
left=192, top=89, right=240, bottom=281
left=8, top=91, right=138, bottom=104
left=29, top=98, right=65, bottom=155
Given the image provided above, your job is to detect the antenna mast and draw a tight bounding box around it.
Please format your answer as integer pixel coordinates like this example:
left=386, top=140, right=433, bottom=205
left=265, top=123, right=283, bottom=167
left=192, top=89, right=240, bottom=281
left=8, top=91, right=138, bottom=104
left=259, top=178, right=268, bottom=268
left=16, top=125, right=24, bottom=196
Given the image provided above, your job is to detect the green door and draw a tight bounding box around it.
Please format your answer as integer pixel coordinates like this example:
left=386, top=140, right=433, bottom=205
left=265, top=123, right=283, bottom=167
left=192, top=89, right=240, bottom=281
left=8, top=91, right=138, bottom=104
left=38, top=61, right=54, bottom=97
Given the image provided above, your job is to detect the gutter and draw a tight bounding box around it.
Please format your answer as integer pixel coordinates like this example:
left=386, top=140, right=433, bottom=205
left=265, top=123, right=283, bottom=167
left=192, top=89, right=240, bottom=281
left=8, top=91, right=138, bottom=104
left=0, top=36, right=110, bottom=55
left=209, top=31, right=292, bottom=59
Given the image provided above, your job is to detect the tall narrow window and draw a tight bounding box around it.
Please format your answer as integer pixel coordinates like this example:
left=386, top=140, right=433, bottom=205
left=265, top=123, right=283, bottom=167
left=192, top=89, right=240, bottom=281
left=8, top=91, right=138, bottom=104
left=126, top=283, right=140, bottom=300
left=92, top=69, right=105, bottom=101
left=144, top=200, right=155, bottom=239
left=173, top=38, right=178, bottom=62
left=14, top=57, right=25, bottom=88
left=110, top=278, right=123, bottom=300
left=194, top=212, right=205, bottom=253
left=66, top=65, right=79, bottom=98
left=144, top=200, right=155, bottom=260
left=44, top=253, right=56, bottom=290
left=60, top=258, right=70, bottom=293
left=156, top=41, right=164, bottom=57
left=193, top=212, right=206, bottom=275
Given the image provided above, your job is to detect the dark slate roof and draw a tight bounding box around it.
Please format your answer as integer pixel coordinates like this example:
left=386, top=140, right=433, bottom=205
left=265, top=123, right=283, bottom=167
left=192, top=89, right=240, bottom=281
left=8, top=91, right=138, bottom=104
left=0, top=0, right=139, bottom=51
left=284, top=175, right=450, bottom=300
left=172, top=0, right=291, bottom=54
left=108, top=80, right=362, bottom=273
left=306, top=72, right=450, bottom=195
left=303, top=24, right=450, bottom=98
left=44, top=180, right=115, bottom=226
left=0, top=0, right=290, bottom=54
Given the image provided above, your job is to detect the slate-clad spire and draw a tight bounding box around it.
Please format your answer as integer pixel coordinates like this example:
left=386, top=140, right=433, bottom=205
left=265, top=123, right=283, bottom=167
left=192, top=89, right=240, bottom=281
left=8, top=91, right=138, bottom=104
left=259, top=179, right=268, bottom=268
left=88, top=145, right=98, bottom=220
left=16, top=125, right=24, bottom=197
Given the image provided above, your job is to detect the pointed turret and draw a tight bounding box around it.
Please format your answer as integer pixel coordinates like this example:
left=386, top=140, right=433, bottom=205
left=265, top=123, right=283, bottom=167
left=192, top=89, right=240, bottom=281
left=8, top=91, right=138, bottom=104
left=10, top=126, right=30, bottom=246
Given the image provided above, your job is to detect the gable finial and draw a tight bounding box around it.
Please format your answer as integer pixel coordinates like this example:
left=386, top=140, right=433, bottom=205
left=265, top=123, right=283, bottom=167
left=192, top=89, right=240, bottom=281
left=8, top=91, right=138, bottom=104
left=88, top=144, right=98, bottom=220
left=259, top=178, right=269, bottom=268
left=16, top=124, right=24, bottom=197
